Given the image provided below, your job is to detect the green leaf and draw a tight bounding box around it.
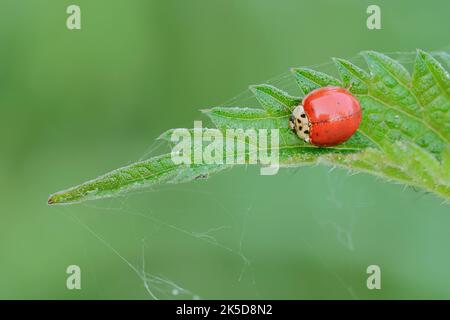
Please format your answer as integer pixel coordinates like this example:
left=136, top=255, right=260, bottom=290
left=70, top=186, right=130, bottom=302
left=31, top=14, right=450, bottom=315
left=48, top=50, right=450, bottom=204
left=48, top=154, right=229, bottom=204
left=249, top=84, right=300, bottom=114
left=291, top=67, right=341, bottom=96
left=332, top=57, right=369, bottom=94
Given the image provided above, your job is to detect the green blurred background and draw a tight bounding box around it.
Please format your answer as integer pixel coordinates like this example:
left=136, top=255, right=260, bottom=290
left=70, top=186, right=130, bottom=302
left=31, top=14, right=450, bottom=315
left=0, top=0, right=449, bottom=299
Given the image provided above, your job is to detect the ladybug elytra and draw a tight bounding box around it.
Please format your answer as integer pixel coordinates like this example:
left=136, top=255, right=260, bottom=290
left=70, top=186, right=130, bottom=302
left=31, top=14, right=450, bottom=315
left=289, top=86, right=362, bottom=147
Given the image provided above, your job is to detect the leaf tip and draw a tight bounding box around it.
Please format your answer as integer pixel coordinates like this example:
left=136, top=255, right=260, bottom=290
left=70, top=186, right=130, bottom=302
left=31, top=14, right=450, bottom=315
left=156, top=131, right=169, bottom=140
left=416, top=48, right=428, bottom=59
left=47, top=192, right=65, bottom=205
left=361, top=50, right=377, bottom=59
left=332, top=57, right=349, bottom=65
left=290, top=67, right=309, bottom=78
left=332, top=57, right=345, bottom=67
left=248, top=84, right=260, bottom=93
left=200, top=108, right=212, bottom=114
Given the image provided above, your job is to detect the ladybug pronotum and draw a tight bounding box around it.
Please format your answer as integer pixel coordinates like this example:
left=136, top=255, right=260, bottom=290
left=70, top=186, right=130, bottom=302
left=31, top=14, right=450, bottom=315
left=289, top=86, right=362, bottom=147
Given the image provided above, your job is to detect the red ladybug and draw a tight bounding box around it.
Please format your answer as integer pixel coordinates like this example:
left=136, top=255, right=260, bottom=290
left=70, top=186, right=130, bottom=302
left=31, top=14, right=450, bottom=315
left=289, top=86, right=362, bottom=147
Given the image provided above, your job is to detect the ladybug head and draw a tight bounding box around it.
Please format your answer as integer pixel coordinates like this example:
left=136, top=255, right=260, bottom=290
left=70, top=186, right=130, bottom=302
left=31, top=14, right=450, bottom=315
left=289, top=105, right=311, bottom=143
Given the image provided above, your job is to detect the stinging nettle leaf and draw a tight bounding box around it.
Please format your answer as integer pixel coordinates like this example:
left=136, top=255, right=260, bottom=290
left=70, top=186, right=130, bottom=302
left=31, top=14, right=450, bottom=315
left=48, top=50, right=450, bottom=204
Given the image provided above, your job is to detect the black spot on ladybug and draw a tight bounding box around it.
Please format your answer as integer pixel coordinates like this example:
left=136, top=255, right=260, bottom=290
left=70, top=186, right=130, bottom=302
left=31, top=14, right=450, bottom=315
left=296, top=119, right=301, bottom=123
left=301, top=114, right=306, bottom=118
left=304, top=130, right=309, bottom=134
left=299, top=126, right=302, bottom=130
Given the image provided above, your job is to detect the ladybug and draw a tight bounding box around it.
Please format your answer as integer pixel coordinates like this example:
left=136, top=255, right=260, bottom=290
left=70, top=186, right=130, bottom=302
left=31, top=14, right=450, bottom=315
left=289, top=86, right=362, bottom=147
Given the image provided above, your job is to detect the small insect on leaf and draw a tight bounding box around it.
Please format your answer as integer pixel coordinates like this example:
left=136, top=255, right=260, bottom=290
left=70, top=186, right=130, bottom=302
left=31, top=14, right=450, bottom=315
left=289, top=86, right=362, bottom=146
